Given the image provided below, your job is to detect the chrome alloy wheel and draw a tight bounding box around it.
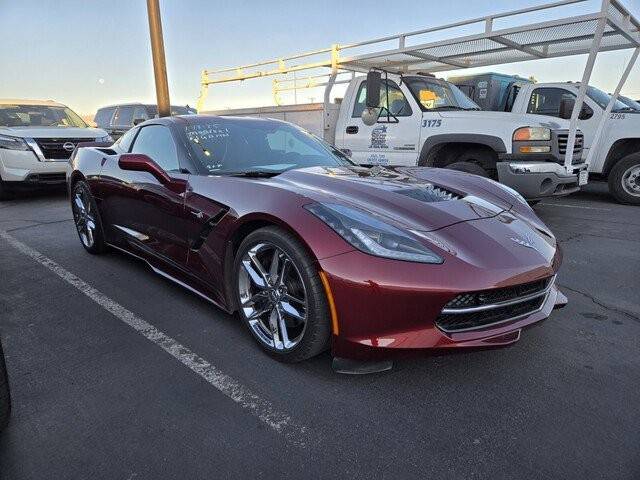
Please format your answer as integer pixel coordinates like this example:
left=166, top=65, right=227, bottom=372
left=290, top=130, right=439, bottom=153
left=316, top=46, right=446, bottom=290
left=238, top=242, right=308, bottom=351
left=621, top=164, right=640, bottom=197
left=72, top=188, right=97, bottom=248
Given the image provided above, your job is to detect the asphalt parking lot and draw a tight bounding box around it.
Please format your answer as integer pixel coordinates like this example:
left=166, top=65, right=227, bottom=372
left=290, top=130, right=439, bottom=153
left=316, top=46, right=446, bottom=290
left=0, top=182, right=638, bottom=480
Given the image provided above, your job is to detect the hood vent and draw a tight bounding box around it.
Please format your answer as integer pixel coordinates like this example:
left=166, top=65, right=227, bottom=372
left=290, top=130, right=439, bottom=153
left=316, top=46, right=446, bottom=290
left=394, top=184, right=462, bottom=203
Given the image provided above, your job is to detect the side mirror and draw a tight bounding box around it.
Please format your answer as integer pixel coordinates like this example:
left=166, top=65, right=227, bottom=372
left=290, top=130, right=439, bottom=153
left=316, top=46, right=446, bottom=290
left=365, top=71, right=381, bottom=108
left=133, top=118, right=146, bottom=126
left=559, top=97, right=575, bottom=119
left=118, top=153, right=186, bottom=193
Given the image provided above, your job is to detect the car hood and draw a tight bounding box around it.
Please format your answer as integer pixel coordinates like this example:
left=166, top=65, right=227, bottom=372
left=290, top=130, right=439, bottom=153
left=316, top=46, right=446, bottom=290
left=438, top=110, right=568, bottom=129
left=0, top=126, right=107, bottom=138
left=271, top=166, right=514, bottom=232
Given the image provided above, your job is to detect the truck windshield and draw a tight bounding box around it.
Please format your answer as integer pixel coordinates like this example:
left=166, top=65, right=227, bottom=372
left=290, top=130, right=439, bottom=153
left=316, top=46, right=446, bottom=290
left=618, top=95, right=640, bottom=112
left=405, top=78, right=480, bottom=111
left=184, top=118, right=353, bottom=176
left=0, top=104, right=87, bottom=128
left=586, top=86, right=629, bottom=112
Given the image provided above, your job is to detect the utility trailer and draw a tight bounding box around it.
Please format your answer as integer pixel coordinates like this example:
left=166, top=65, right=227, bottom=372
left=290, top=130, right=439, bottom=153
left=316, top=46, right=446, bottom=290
left=199, top=0, right=640, bottom=200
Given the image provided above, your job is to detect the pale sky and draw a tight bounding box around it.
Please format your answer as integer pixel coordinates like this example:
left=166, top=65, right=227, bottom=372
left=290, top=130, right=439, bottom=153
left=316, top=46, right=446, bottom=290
left=2, top=0, right=640, bottom=116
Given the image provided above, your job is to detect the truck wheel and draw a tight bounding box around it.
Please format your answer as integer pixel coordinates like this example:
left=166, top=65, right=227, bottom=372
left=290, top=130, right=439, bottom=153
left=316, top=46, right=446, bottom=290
left=608, top=153, right=640, bottom=205
left=446, top=161, right=489, bottom=178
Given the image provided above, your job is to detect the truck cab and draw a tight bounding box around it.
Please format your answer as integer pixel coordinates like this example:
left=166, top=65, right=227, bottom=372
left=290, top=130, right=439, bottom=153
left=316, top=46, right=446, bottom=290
left=333, top=73, right=587, bottom=201
left=451, top=75, right=640, bottom=204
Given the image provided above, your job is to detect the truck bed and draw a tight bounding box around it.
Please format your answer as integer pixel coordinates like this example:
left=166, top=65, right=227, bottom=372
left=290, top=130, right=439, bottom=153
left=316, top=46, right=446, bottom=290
left=202, top=103, right=340, bottom=142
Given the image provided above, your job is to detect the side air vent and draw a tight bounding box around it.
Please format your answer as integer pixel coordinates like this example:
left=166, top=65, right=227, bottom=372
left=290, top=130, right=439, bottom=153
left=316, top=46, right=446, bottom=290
left=190, top=208, right=229, bottom=251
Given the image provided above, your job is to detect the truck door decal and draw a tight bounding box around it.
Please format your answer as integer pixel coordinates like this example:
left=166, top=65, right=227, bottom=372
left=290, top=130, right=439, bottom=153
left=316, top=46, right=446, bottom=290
left=369, top=125, right=389, bottom=149
left=610, top=113, right=626, bottom=120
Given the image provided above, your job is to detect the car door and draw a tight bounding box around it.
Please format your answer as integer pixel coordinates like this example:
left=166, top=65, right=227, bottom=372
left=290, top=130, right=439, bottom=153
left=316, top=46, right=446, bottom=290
left=108, top=124, right=191, bottom=270
left=342, top=78, right=422, bottom=166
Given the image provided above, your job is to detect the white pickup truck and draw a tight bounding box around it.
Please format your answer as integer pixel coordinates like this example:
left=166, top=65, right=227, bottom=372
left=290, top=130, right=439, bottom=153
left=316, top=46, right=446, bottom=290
left=205, top=73, right=587, bottom=201
left=450, top=75, right=640, bottom=204
left=0, top=99, right=111, bottom=200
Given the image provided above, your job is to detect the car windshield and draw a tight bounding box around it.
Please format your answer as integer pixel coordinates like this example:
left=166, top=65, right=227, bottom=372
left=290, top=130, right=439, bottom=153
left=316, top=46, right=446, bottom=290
left=0, top=104, right=87, bottom=128
left=586, top=86, right=629, bottom=112
left=618, top=95, right=640, bottom=111
left=184, top=118, right=354, bottom=175
left=405, top=77, right=480, bottom=111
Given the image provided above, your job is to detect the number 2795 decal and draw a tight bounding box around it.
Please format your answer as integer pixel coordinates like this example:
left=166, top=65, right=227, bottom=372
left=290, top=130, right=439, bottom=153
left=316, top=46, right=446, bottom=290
left=422, top=119, right=442, bottom=128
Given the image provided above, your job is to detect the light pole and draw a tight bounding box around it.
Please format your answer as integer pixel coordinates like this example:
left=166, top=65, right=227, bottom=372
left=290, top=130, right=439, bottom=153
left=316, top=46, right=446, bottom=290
left=146, top=0, right=171, bottom=117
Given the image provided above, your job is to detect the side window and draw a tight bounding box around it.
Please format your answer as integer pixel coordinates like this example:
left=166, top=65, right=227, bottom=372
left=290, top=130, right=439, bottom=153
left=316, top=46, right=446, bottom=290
left=352, top=80, right=412, bottom=118
left=132, top=106, right=149, bottom=123
left=527, top=88, right=576, bottom=117
left=130, top=125, right=180, bottom=172
left=504, top=85, right=521, bottom=112
left=113, top=106, right=135, bottom=127
left=94, top=107, right=115, bottom=128
left=116, top=127, right=138, bottom=153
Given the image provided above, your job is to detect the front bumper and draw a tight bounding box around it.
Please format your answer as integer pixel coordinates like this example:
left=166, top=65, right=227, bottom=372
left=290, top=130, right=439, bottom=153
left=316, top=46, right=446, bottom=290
left=496, top=161, right=586, bottom=200
left=319, top=248, right=565, bottom=361
left=0, top=150, right=68, bottom=184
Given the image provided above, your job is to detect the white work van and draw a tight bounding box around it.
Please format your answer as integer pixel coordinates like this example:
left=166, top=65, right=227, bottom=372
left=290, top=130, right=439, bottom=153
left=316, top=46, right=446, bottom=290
left=206, top=73, right=587, bottom=201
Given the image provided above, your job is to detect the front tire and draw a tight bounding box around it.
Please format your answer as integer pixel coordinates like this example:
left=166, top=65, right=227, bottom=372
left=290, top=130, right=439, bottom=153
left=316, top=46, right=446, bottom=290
left=608, top=153, right=640, bottom=205
left=233, top=226, right=331, bottom=362
left=71, top=181, right=107, bottom=254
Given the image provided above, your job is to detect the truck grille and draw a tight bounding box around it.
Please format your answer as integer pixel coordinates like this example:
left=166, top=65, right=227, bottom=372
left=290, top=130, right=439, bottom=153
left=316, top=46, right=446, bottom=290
left=33, top=138, right=95, bottom=160
left=436, top=277, right=553, bottom=332
left=556, top=133, right=584, bottom=164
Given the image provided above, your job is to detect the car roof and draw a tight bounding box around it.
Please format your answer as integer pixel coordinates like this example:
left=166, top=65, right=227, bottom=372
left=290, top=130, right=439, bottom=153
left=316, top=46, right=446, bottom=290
left=0, top=99, right=67, bottom=107
left=97, top=103, right=191, bottom=110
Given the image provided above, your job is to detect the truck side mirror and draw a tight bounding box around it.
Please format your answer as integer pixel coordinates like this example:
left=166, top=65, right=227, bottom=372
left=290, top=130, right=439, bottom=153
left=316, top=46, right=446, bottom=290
left=559, top=98, right=575, bottom=119
left=133, top=118, right=146, bottom=126
left=365, top=71, right=381, bottom=108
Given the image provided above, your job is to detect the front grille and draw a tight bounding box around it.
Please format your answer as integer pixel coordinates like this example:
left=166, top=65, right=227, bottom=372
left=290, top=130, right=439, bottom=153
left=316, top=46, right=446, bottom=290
left=557, top=133, right=584, bottom=164
left=25, top=173, right=67, bottom=184
left=436, top=277, right=552, bottom=332
left=34, top=138, right=95, bottom=160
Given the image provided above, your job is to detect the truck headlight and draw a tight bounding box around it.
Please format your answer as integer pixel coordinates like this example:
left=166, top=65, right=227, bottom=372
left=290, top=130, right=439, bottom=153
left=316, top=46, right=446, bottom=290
left=0, top=134, right=29, bottom=151
left=305, top=203, right=443, bottom=264
left=97, top=135, right=113, bottom=143
left=513, top=127, right=551, bottom=141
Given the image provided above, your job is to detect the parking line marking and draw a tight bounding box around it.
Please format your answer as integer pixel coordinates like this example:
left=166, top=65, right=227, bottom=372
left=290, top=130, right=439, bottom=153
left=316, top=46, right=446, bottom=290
left=0, top=230, right=307, bottom=446
left=540, top=202, right=610, bottom=211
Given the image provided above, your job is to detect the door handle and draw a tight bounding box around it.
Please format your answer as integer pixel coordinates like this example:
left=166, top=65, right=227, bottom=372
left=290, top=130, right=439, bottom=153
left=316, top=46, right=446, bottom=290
left=346, top=126, right=359, bottom=134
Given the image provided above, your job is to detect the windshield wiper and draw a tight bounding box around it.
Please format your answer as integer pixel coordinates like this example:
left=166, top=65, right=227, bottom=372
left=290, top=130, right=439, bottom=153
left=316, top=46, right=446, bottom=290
left=227, top=170, right=282, bottom=178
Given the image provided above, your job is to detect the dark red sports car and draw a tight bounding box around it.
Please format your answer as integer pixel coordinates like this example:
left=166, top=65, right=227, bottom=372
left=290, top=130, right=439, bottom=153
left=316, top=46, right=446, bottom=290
left=68, top=115, right=566, bottom=372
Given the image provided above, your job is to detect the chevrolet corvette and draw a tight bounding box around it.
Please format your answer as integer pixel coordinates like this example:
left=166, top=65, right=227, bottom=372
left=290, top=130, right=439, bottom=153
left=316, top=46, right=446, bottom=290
left=68, top=115, right=567, bottom=371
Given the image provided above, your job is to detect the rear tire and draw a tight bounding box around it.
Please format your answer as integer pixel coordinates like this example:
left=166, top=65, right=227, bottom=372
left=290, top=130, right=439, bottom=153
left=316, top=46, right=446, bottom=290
left=446, top=161, right=489, bottom=178
left=0, top=339, right=11, bottom=431
left=608, top=153, right=640, bottom=205
left=71, top=181, right=107, bottom=254
left=233, top=226, right=331, bottom=363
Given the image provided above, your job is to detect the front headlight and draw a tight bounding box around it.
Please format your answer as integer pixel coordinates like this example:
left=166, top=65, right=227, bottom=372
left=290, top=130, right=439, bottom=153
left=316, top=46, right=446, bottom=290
left=98, top=135, right=113, bottom=143
left=305, top=203, right=443, bottom=264
left=513, top=127, right=551, bottom=141
left=0, top=134, right=29, bottom=151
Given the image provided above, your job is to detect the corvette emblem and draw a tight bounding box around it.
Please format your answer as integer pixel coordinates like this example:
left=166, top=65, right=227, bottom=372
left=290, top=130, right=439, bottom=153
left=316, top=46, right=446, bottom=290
left=510, top=233, right=538, bottom=251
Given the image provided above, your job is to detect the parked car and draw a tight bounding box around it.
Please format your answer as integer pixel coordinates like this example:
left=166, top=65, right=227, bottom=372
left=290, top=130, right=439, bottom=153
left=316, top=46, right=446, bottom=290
left=0, top=99, right=111, bottom=200
left=68, top=115, right=567, bottom=370
left=450, top=74, right=640, bottom=204
left=0, top=337, right=10, bottom=430
left=94, top=103, right=196, bottom=140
